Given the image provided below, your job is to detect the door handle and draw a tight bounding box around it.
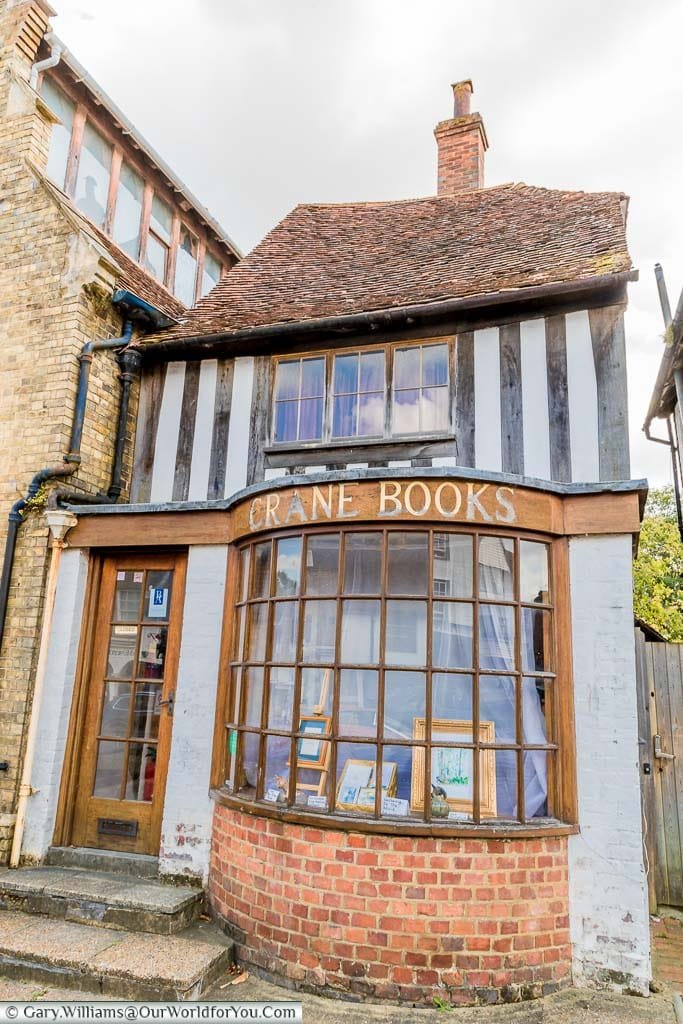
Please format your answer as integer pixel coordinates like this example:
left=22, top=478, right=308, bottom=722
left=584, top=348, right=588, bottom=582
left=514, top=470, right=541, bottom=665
left=159, top=692, right=175, bottom=717
left=654, top=735, right=675, bottom=761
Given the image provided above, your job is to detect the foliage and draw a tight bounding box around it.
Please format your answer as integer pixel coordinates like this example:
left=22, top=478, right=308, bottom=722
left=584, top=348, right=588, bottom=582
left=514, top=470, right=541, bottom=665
left=633, top=486, right=683, bottom=641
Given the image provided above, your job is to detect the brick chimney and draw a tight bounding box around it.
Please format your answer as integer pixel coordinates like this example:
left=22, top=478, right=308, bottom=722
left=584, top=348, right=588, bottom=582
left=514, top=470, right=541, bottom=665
left=434, top=80, right=488, bottom=194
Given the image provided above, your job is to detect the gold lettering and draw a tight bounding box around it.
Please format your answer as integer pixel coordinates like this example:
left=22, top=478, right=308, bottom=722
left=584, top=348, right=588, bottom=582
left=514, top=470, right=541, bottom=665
left=435, top=481, right=462, bottom=517
left=466, top=483, right=493, bottom=522
left=404, top=480, right=431, bottom=516
left=248, top=496, right=265, bottom=530
left=379, top=480, right=402, bottom=516
left=495, top=486, right=516, bottom=524
left=337, top=483, right=358, bottom=518
left=312, top=484, right=333, bottom=520
left=265, top=492, right=281, bottom=527
left=284, top=490, right=307, bottom=524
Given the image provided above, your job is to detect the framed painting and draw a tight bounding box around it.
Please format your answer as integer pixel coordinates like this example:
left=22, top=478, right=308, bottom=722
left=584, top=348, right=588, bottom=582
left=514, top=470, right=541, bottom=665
left=410, top=718, right=496, bottom=816
left=296, top=716, right=331, bottom=768
left=336, top=759, right=398, bottom=812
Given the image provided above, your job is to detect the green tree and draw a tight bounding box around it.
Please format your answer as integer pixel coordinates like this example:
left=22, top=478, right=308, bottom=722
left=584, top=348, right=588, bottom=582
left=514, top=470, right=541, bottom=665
left=633, top=485, right=683, bottom=641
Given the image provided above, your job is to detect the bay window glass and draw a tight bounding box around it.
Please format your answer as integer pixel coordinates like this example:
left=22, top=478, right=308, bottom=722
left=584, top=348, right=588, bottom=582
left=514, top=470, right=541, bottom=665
left=175, top=224, right=199, bottom=306
left=201, top=252, right=222, bottom=297
left=41, top=78, right=75, bottom=189
left=273, top=357, right=324, bottom=442
left=226, top=528, right=559, bottom=826
left=113, top=161, right=144, bottom=259
left=146, top=194, right=172, bottom=284
left=75, top=121, right=112, bottom=228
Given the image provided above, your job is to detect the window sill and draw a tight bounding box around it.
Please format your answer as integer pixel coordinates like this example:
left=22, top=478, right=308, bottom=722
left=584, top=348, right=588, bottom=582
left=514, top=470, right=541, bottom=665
left=264, top=433, right=456, bottom=455
left=210, top=788, right=578, bottom=840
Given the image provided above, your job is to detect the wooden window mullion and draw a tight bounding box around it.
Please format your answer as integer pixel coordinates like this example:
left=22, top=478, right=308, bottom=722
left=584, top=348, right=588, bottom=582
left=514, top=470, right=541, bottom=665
left=64, top=103, right=86, bottom=196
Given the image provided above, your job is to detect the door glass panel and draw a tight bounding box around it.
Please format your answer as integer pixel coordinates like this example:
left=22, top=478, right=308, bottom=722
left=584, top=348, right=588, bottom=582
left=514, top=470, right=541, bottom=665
left=100, top=682, right=131, bottom=736
left=125, top=743, right=157, bottom=802
left=93, top=741, right=125, bottom=798
left=145, top=571, right=173, bottom=621
left=114, top=571, right=142, bottom=621
left=132, top=684, right=162, bottom=739
left=137, top=625, right=167, bottom=679
left=107, top=625, right=137, bottom=678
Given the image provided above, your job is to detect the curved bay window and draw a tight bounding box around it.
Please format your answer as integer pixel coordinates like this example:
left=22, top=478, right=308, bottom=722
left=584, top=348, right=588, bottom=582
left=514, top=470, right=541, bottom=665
left=222, top=526, right=566, bottom=829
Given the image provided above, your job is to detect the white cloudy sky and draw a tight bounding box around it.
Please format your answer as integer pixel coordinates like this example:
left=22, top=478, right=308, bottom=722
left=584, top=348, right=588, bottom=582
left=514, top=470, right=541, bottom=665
left=51, top=0, right=683, bottom=486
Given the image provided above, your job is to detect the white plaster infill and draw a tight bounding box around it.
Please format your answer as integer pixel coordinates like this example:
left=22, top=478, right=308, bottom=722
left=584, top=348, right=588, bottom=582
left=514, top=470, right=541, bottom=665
left=567, top=534, right=651, bottom=995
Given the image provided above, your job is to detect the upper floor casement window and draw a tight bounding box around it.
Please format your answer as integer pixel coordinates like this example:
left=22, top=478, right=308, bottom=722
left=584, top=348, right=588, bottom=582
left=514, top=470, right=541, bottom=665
left=40, top=77, right=224, bottom=306
left=272, top=341, right=452, bottom=446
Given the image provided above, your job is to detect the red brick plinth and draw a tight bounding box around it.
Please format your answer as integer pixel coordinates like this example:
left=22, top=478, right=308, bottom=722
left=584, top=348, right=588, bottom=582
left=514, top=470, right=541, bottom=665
left=209, top=804, right=571, bottom=1007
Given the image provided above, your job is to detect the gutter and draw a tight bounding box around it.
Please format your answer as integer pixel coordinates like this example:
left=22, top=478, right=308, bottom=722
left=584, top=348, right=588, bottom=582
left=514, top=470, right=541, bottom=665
left=29, top=32, right=63, bottom=90
left=139, top=270, right=638, bottom=362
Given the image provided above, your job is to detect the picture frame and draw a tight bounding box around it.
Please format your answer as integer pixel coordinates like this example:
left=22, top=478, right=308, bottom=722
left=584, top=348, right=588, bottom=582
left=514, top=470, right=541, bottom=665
left=410, top=718, right=497, bottom=817
left=336, top=759, right=398, bottom=812
left=296, top=716, right=331, bottom=768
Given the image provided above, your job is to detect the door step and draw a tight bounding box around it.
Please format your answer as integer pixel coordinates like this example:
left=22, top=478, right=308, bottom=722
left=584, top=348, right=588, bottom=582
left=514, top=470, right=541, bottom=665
left=47, top=846, right=159, bottom=879
left=0, top=912, right=233, bottom=1000
left=0, top=867, right=203, bottom=935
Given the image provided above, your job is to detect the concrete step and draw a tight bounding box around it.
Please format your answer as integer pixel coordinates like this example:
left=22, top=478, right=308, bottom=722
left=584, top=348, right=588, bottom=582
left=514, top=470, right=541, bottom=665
left=0, top=867, right=203, bottom=935
left=47, top=846, right=159, bottom=878
left=0, top=912, right=233, bottom=999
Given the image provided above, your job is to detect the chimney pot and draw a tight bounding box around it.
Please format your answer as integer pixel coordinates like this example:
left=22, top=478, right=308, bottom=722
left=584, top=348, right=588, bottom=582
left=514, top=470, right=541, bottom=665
left=452, top=79, right=473, bottom=118
left=434, top=80, right=488, bottom=195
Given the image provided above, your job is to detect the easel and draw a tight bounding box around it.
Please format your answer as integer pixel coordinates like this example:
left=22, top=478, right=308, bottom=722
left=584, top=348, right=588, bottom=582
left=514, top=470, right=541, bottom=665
left=291, top=669, right=332, bottom=799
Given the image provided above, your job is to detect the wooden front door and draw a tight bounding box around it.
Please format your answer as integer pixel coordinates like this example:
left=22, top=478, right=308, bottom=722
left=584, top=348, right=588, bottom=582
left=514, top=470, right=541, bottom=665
left=70, top=553, right=186, bottom=855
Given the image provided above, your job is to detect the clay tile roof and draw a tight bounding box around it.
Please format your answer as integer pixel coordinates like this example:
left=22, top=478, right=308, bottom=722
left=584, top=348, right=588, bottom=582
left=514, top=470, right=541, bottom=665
left=148, top=182, right=631, bottom=345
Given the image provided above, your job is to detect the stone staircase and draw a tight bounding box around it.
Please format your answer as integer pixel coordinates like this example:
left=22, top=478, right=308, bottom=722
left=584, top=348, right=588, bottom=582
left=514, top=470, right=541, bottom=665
left=0, top=848, right=234, bottom=999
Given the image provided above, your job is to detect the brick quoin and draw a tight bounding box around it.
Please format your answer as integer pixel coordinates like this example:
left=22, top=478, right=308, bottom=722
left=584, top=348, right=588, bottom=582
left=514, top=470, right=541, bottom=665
left=209, top=805, right=571, bottom=1007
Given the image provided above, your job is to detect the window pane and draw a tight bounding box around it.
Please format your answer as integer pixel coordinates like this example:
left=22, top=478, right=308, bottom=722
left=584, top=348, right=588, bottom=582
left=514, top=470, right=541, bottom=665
left=275, top=360, right=300, bottom=402
left=387, top=533, right=428, bottom=595
left=247, top=603, right=268, bottom=661
left=150, top=193, right=172, bottom=243
left=385, top=601, right=427, bottom=667
left=238, top=548, right=251, bottom=603
left=431, top=747, right=474, bottom=820
left=332, top=393, right=356, bottom=438
left=272, top=602, right=298, bottom=662
left=339, top=669, right=377, bottom=737
left=137, top=625, right=167, bottom=679
left=75, top=121, right=112, bottom=228
left=344, top=533, right=382, bottom=593
left=380, top=745, right=420, bottom=818
left=236, top=732, right=259, bottom=798
left=275, top=537, right=302, bottom=596
left=524, top=750, right=549, bottom=818
left=478, top=536, right=514, bottom=599
left=360, top=351, right=385, bottom=392
left=522, top=608, right=552, bottom=672
left=341, top=600, right=380, bottom=664
left=100, top=682, right=131, bottom=736
left=358, top=392, right=384, bottom=436
left=520, top=541, right=549, bottom=603
left=302, top=600, right=337, bottom=663
left=423, top=344, right=448, bottom=387
left=384, top=671, right=425, bottom=738
left=301, top=357, right=325, bottom=398
left=432, top=602, right=473, bottom=669
left=175, top=225, right=198, bottom=306
left=300, top=667, right=333, bottom=717
left=433, top=534, right=473, bottom=598
left=264, top=735, right=290, bottom=802
left=41, top=78, right=74, bottom=188
left=394, top=347, right=420, bottom=390
left=267, top=667, right=295, bottom=730
left=274, top=400, right=298, bottom=442
left=522, top=678, right=550, bottom=744
left=201, top=252, right=222, bottom=298
left=299, top=398, right=323, bottom=440
left=144, top=570, right=173, bottom=622
left=432, top=674, right=473, bottom=724
left=336, top=742, right=389, bottom=815
left=393, top=388, right=419, bottom=434
left=479, top=604, right=515, bottom=670
left=107, top=625, right=137, bottom=678
left=485, top=749, right=518, bottom=820
left=422, top=386, right=449, bottom=432
left=479, top=676, right=517, bottom=743
left=112, top=161, right=143, bottom=259
left=131, top=685, right=161, bottom=740
left=126, top=747, right=155, bottom=801
left=334, top=353, right=358, bottom=395
left=145, top=232, right=168, bottom=283
left=295, top=740, right=331, bottom=810
left=305, top=534, right=339, bottom=595
left=252, top=542, right=271, bottom=598
left=244, top=668, right=264, bottom=727
left=113, top=571, right=142, bottom=621
left=93, top=740, right=125, bottom=798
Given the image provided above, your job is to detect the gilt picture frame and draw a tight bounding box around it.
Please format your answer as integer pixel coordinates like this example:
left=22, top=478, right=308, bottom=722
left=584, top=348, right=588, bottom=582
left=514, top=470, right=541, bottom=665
left=410, top=718, right=497, bottom=816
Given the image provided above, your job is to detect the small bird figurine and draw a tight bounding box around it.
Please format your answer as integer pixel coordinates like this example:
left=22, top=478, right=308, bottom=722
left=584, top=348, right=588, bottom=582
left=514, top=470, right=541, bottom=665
left=274, top=774, right=288, bottom=804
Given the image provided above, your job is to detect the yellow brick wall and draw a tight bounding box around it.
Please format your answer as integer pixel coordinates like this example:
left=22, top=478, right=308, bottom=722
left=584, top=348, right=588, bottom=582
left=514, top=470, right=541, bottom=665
left=0, top=1, right=140, bottom=855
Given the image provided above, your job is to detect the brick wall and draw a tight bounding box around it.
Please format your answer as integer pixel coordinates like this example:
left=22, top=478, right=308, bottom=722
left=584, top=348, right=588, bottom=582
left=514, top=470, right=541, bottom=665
left=0, top=0, right=139, bottom=857
left=209, top=805, right=571, bottom=1007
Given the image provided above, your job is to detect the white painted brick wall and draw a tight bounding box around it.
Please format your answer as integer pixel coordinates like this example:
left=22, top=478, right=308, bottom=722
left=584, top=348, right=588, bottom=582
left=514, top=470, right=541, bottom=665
left=568, top=534, right=651, bottom=993
left=159, top=545, right=228, bottom=881
left=22, top=548, right=89, bottom=861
